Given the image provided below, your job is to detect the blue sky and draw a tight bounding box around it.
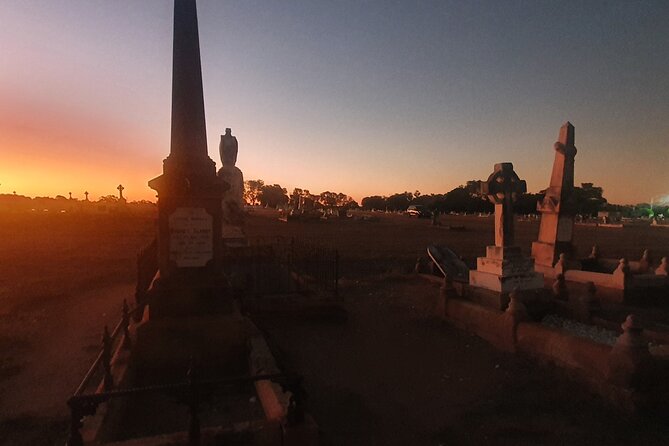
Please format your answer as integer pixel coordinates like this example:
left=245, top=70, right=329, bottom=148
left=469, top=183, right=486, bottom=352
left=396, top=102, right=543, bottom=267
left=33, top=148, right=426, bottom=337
left=1, top=0, right=668, bottom=204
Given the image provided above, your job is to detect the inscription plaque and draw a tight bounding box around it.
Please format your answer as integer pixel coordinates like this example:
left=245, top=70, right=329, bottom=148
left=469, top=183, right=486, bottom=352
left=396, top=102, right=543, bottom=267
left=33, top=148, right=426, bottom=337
left=168, top=207, right=213, bottom=267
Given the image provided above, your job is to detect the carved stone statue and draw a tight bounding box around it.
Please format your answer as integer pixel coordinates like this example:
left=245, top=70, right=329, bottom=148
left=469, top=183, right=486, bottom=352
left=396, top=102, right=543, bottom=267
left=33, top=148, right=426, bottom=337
left=217, top=128, right=245, bottom=226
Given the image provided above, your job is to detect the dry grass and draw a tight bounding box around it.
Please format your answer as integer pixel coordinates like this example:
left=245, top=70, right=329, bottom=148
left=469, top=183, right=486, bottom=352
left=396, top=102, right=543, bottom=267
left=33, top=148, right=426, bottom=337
left=0, top=212, right=155, bottom=315
left=1, top=208, right=668, bottom=444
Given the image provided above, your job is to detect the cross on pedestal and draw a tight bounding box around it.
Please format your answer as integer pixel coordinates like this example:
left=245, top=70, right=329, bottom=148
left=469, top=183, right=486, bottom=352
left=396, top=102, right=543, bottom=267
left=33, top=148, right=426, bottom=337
left=84, top=191, right=89, bottom=201
left=117, top=184, right=125, bottom=200
left=481, top=163, right=526, bottom=247
left=68, top=192, right=72, bottom=200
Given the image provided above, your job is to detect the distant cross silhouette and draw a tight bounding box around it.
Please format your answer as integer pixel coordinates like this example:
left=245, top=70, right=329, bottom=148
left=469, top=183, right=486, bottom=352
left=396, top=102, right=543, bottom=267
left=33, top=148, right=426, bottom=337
left=69, top=192, right=72, bottom=200
left=481, top=163, right=526, bottom=247
left=117, top=184, right=125, bottom=200
left=84, top=191, right=89, bottom=201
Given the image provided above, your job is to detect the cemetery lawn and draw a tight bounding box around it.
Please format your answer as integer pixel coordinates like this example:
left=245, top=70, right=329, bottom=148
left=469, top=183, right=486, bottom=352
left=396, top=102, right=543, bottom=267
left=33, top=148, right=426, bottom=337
left=1, top=208, right=668, bottom=445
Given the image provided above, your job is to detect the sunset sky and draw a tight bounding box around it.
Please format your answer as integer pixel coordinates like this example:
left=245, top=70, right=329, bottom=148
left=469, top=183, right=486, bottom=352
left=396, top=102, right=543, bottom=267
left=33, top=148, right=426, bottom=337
left=1, top=0, right=668, bottom=204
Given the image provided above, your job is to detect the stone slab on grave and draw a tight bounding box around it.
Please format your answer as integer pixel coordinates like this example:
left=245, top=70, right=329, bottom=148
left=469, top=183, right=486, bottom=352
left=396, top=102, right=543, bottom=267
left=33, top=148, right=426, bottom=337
left=427, top=245, right=470, bottom=283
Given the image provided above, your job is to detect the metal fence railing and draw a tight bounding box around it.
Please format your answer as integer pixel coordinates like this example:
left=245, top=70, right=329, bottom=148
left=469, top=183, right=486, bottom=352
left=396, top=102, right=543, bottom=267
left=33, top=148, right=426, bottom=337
left=135, top=236, right=339, bottom=299
left=66, top=299, right=305, bottom=446
left=247, top=236, right=339, bottom=296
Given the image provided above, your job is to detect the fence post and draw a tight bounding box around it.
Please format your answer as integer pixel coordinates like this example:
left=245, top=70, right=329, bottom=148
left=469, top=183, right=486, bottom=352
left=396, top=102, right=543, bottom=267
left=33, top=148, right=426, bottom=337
left=187, top=360, right=200, bottom=446
left=286, top=374, right=306, bottom=426
left=334, top=250, right=339, bottom=298
left=66, top=399, right=84, bottom=446
left=122, top=299, right=132, bottom=349
left=102, top=326, right=114, bottom=391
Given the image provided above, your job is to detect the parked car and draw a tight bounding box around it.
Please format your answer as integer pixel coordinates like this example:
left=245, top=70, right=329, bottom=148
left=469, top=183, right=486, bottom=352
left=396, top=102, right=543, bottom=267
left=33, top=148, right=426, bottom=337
left=407, top=205, right=432, bottom=218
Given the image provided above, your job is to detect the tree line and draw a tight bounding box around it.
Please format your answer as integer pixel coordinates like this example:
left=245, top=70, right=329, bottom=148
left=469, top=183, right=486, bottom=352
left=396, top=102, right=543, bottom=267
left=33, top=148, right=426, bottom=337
left=359, top=181, right=662, bottom=218
left=244, top=180, right=359, bottom=209
left=243, top=177, right=668, bottom=218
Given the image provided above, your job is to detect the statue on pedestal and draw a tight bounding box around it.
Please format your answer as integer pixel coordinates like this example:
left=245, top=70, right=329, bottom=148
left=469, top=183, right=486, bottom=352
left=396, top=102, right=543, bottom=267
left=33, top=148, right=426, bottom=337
left=218, top=128, right=245, bottom=226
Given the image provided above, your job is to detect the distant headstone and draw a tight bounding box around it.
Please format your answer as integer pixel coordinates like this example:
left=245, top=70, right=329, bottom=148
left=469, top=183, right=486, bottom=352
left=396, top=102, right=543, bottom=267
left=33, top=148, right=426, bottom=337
left=117, top=184, right=125, bottom=200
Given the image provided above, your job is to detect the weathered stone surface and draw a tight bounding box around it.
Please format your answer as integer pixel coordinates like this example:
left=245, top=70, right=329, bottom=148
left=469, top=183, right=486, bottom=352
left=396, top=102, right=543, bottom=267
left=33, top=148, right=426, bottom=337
left=480, top=163, right=526, bottom=247
left=531, top=122, right=578, bottom=268
left=607, top=315, right=653, bottom=389
left=148, top=0, right=225, bottom=281
left=469, top=163, right=542, bottom=293
left=469, top=268, right=544, bottom=293
left=218, top=128, right=245, bottom=225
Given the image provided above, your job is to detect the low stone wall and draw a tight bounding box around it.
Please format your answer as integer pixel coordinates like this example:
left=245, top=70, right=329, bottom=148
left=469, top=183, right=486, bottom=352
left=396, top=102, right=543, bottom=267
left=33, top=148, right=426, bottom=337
left=444, top=299, right=514, bottom=352
left=515, top=323, right=610, bottom=381
left=437, top=288, right=666, bottom=412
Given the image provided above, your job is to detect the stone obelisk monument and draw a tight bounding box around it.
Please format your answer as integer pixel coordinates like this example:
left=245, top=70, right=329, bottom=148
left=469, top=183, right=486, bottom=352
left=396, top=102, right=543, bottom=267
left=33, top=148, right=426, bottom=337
left=531, top=122, right=577, bottom=271
left=148, top=0, right=226, bottom=315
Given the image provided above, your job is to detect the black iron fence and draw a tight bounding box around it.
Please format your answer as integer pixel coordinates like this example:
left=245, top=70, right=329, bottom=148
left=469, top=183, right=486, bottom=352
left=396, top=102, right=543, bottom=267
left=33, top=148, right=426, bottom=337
left=134, top=236, right=339, bottom=299
left=135, top=238, right=157, bottom=310
left=66, top=301, right=304, bottom=446
left=246, top=236, right=339, bottom=296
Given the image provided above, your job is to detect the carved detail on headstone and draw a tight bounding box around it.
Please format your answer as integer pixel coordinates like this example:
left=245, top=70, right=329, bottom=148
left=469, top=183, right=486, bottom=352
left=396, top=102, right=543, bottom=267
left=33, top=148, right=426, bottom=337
left=480, top=163, right=526, bottom=247
left=469, top=163, right=543, bottom=293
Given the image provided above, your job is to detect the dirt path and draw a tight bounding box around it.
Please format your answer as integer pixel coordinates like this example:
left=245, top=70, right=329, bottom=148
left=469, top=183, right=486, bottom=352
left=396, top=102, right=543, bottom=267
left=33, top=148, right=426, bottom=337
left=257, top=277, right=669, bottom=446
left=0, top=282, right=135, bottom=445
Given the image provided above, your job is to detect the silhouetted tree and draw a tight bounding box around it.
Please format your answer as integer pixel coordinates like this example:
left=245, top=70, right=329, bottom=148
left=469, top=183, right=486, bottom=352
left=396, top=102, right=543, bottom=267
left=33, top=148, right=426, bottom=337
left=258, top=184, right=289, bottom=208
left=410, top=193, right=444, bottom=211
left=429, top=185, right=492, bottom=214
left=318, top=191, right=338, bottom=208
left=386, top=192, right=413, bottom=211
left=574, top=183, right=607, bottom=217
left=465, top=180, right=483, bottom=196
left=244, top=179, right=264, bottom=205
left=98, top=195, right=119, bottom=203
left=514, top=192, right=544, bottom=215
left=361, top=195, right=386, bottom=210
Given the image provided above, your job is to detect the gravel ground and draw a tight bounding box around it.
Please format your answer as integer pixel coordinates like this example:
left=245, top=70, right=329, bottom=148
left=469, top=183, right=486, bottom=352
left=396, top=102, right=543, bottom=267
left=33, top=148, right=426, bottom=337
left=541, top=314, right=619, bottom=345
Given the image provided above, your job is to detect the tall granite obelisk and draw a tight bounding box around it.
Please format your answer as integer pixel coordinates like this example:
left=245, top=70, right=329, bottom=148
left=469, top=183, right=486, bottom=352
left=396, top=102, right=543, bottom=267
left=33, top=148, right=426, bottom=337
left=148, top=0, right=225, bottom=290
left=531, top=122, right=577, bottom=270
